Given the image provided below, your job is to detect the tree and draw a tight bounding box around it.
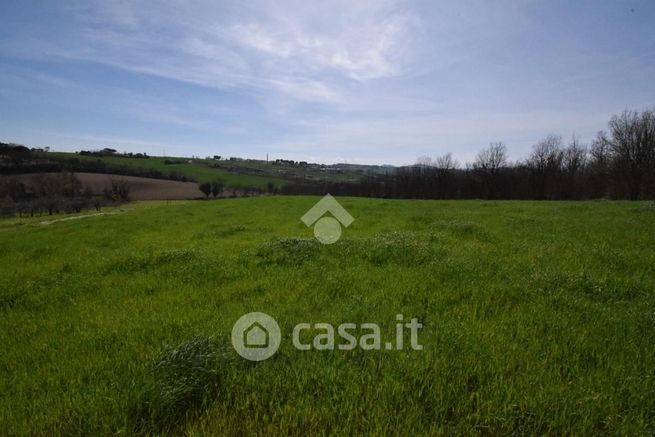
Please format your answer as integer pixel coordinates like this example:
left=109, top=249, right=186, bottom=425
left=588, top=132, right=610, bottom=198
left=434, top=153, right=458, bottom=172
left=599, top=109, right=655, bottom=199
left=6, top=144, right=31, bottom=167
left=415, top=156, right=432, bottom=167
left=563, top=135, right=587, bottom=176
left=199, top=182, right=212, bottom=198
left=527, top=135, right=563, bottom=199
left=473, top=142, right=508, bottom=198
left=0, top=177, right=27, bottom=202
left=474, top=142, right=507, bottom=173
left=561, top=135, right=587, bottom=199
left=211, top=180, right=225, bottom=197
left=433, top=153, right=458, bottom=198
left=105, top=177, right=130, bottom=201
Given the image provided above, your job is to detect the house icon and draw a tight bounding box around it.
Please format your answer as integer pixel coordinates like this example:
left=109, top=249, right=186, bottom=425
left=244, top=321, right=269, bottom=348
left=301, top=194, right=354, bottom=244
left=301, top=194, right=354, bottom=229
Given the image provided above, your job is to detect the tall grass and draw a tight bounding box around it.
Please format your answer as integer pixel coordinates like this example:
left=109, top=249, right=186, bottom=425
left=0, top=198, right=654, bottom=434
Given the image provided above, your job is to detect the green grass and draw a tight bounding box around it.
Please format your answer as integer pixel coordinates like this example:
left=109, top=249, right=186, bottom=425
left=1, top=198, right=654, bottom=435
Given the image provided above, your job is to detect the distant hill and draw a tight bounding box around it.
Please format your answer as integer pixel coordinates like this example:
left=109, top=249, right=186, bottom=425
left=1, top=142, right=392, bottom=189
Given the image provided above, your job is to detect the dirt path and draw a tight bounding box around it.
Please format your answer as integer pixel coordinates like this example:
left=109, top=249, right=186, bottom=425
left=39, top=209, right=128, bottom=225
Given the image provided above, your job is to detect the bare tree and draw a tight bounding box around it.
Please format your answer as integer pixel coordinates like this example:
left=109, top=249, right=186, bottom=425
left=563, top=135, right=587, bottom=175
left=433, top=153, right=458, bottom=198
left=600, top=109, right=655, bottom=199
left=529, top=135, right=563, bottom=170
left=561, top=135, right=588, bottom=199
left=211, top=180, right=225, bottom=197
left=527, top=135, right=563, bottom=199
left=474, top=142, right=507, bottom=173
left=434, top=153, right=458, bottom=172
left=415, top=156, right=432, bottom=167
left=105, top=177, right=130, bottom=201
left=474, top=142, right=508, bottom=198
left=588, top=131, right=611, bottom=198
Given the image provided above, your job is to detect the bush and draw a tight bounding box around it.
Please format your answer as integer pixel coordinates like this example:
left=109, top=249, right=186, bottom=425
left=199, top=182, right=212, bottom=198
left=104, top=178, right=130, bottom=201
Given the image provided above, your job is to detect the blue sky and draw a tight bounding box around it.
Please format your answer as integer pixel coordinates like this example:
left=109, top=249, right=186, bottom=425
left=1, top=0, right=654, bottom=165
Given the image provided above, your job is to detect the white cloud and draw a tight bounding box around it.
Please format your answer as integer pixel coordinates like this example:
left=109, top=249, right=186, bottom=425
left=228, top=3, right=416, bottom=81
left=22, top=0, right=417, bottom=104
left=266, top=78, right=340, bottom=103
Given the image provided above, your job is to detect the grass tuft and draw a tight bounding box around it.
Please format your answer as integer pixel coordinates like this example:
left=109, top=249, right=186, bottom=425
left=256, top=238, right=321, bottom=266
left=128, top=335, right=232, bottom=434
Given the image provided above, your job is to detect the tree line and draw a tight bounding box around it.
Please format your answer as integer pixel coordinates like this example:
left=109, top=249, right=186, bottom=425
left=0, top=173, right=130, bottom=217
left=282, top=109, right=655, bottom=200
left=2, top=108, right=653, bottom=202
left=78, top=148, right=149, bottom=159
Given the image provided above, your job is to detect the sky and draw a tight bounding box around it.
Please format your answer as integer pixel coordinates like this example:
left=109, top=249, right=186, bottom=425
left=1, top=0, right=654, bottom=165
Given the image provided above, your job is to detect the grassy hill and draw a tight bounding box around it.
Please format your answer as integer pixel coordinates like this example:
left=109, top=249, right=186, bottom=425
left=48, top=152, right=286, bottom=188
left=47, top=152, right=376, bottom=188
left=1, top=198, right=654, bottom=434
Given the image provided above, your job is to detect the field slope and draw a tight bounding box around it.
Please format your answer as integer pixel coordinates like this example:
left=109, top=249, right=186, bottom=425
left=1, top=198, right=654, bottom=435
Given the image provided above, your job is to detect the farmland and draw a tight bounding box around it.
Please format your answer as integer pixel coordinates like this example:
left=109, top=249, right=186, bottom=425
left=1, top=198, right=654, bottom=435
left=47, top=152, right=370, bottom=188
left=10, top=173, right=203, bottom=201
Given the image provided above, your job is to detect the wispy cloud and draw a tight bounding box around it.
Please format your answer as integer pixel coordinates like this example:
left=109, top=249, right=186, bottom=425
left=13, top=0, right=417, bottom=104
left=227, top=4, right=416, bottom=81
left=1, top=0, right=653, bottom=163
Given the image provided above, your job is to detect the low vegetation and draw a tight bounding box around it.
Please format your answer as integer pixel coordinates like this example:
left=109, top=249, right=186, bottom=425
left=0, top=197, right=653, bottom=434
left=0, top=172, right=127, bottom=217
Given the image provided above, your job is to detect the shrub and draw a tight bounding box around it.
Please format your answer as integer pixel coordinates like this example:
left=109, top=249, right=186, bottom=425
left=199, top=182, right=212, bottom=198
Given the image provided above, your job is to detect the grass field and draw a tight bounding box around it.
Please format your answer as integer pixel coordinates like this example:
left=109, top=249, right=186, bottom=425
left=1, top=198, right=654, bottom=435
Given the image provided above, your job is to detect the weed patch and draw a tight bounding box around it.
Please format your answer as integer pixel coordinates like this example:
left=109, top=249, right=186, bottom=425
left=105, top=249, right=200, bottom=274
left=256, top=238, right=321, bottom=266
left=342, top=231, right=444, bottom=266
